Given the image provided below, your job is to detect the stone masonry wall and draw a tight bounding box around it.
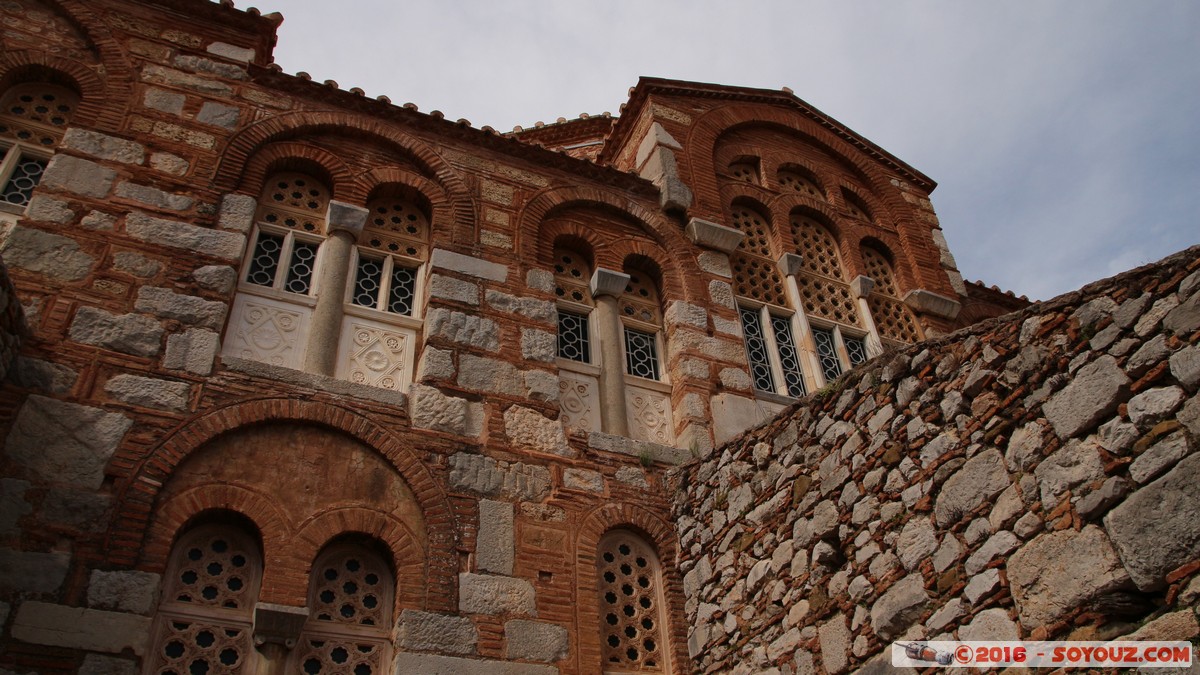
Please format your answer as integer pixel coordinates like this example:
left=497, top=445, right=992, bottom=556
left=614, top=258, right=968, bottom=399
left=0, top=260, right=23, bottom=381
left=672, top=246, right=1200, bottom=674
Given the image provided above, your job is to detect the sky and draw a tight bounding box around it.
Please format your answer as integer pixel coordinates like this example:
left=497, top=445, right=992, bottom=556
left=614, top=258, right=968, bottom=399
left=263, top=0, right=1200, bottom=301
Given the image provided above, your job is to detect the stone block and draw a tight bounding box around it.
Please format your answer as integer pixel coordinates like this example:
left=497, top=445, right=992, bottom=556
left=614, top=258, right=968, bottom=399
left=520, top=328, right=556, bottom=363
left=562, top=467, right=603, bottom=492
left=409, top=384, right=483, bottom=437
left=81, top=210, right=117, bottom=230
left=218, top=193, right=257, bottom=233
left=818, top=613, right=851, bottom=675
left=1163, top=290, right=1200, bottom=335
left=0, top=548, right=70, bottom=593
left=1043, top=355, right=1130, bottom=438
left=24, top=195, right=74, bottom=223
left=396, top=609, right=478, bottom=655
left=959, top=608, right=1019, bottom=641
left=1169, top=344, right=1200, bottom=391
left=79, top=654, right=138, bottom=675
left=902, top=289, right=961, bottom=319
left=711, top=393, right=773, bottom=447
left=193, top=265, right=237, bottom=293
left=664, top=301, right=707, bottom=330
left=416, top=346, right=456, bottom=381
left=429, top=273, right=479, bottom=305
left=614, top=466, right=649, bottom=488
left=112, top=251, right=162, bottom=278
left=39, top=155, right=116, bottom=198
left=522, top=369, right=558, bottom=403
left=934, top=448, right=1009, bottom=527
left=505, top=619, right=569, bottom=662
left=12, top=602, right=150, bottom=655
left=0, top=225, right=95, bottom=281
left=115, top=182, right=193, bottom=211
left=174, top=54, right=248, bottom=79
left=587, top=432, right=691, bottom=465
left=104, top=374, right=190, bottom=411
left=41, top=488, right=111, bottom=532
left=458, top=354, right=523, bottom=396
left=708, top=279, right=735, bottom=308
left=871, top=573, right=930, bottom=640
left=61, top=129, right=144, bottom=165
left=391, top=652, right=556, bottom=675
left=13, top=356, right=78, bottom=394
left=135, top=286, right=227, bottom=330
left=196, top=101, right=240, bottom=129
left=458, top=573, right=536, bottom=616
left=477, top=500, right=514, bottom=575
left=504, top=406, right=573, bottom=458
left=87, top=570, right=160, bottom=615
left=5, top=395, right=132, bottom=488
left=1104, top=452, right=1200, bottom=590
left=1129, top=430, right=1190, bottom=484
left=897, top=517, right=938, bottom=571
left=1124, top=609, right=1199, bottom=641
left=150, top=151, right=189, bottom=176
left=0, top=479, right=31, bottom=535
left=448, top=453, right=551, bottom=502
left=425, top=308, right=500, bottom=351
left=126, top=211, right=245, bottom=261
left=431, top=249, right=507, bottom=282
left=1007, top=525, right=1131, bottom=627
left=964, top=531, right=1019, bottom=575
left=697, top=251, right=732, bottom=277
left=143, top=87, right=186, bottom=114
left=1127, top=386, right=1186, bottom=427
left=164, top=328, right=220, bottom=375
left=485, top=290, right=556, bottom=323
left=686, top=218, right=744, bottom=253
left=526, top=268, right=554, bottom=293
left=718, top=367, right=752, bottom=390
left=207, top=41, right=255, bottom=62
left=1035, top=438, right=1105, bottom=508
left=142, top=65, right=233, bottom=96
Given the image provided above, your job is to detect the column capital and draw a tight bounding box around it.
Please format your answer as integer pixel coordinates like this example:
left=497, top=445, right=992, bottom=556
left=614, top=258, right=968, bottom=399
left=325, top=200, right=369, bottom=240
left=685, top=218, right=744, bottom=253
left=777, top=252, right=805, bottom=277
left=254, top=602, right=308, bottom=648
left=590, top=268, right=630, bottom=299
left=850, top=275, right=875, bottom=299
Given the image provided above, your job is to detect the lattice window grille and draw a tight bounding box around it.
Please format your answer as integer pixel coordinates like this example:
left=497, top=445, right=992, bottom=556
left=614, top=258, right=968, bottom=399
left=146, top=526, right=261, bottom=675
left=553, top=248, right=594, bottom=306
left=363, top=195, right=429, bottom=262
left=771, top=314, right=807, bottom=397
left=844, top=335, right=868, bottom=367
left=739, top=306, right=775, bottom=393
left=795, top=273, right=860, bottom=326
left=0, top=153, right=45, bottom=207
left=842, top=189, right=872, bottom=222
left=728, top=159, right=760, bottom=184
left=812, top=326, right=843, bottom=382
left=731, top=252, right=789, bottom=308
left=596, top=530, right=669, bottom=673
left=624, top=328, right=660, bottom=381
left=255, top=173, right=329, bottom=234
left=294, top=545, right=393, bottom=675
left=862, top=247, right=900, bottom=297
left=791, top=216, right=844, bottom=280
left=0, top=83, right=77, bottom=147
left=349, top=252, right=418, bottom=317
left=243, top=226, right=322, bottom=296
left=861, top=247, right=920, bottom=343
left=620, top=273, right=662, bottom=325
left=776, top=168, right=824, bottom=200
left=558, top=309, right=591, bottom=364
left=729, top=206, right=773, bottom=258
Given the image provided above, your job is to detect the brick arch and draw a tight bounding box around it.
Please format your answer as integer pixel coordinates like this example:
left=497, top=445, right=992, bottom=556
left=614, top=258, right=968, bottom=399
left=777, top=196, right=845, bottom=249
left=238, top=141, right=354, bottom=202
left=8, top=0, right=135, bottom=132
left=108, top=397, right=460, bottom=613
left=774, top=158, right=830, bottom=197
left=836, top=181, right=889, bottom=226
left=0, top=50, right=109, bottom=130
left=685, top=109, right=918, bottom=228
left=858, top=232, right=919, bottom=295
left=214, top=111, right=475, bottom=246
left=288, top=508, right=431, bottom=616
left=573, top=502, right=687, bottom=675
left=519, top=187, right=701, bottom=304
left=362, top=167, right=454, bottom=251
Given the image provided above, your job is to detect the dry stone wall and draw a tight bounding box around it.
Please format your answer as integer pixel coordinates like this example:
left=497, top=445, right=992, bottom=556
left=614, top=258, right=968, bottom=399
left=672, top=246, right=1200, bottom=674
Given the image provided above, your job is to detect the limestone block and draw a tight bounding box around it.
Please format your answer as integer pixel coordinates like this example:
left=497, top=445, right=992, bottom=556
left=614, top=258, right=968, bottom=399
left=13, top=357, right=78, bottom=394
left=587, top=432, right=691, bottom=464
left=871, top=573, right=930, bottom=640
left=1043, top=355, right=1130, bottom=438
left=504, top=406, right=573, bottom=458
left=141, top=64, right=233, bottom=96
left=520, top=328, right=556, bottom=363
left=5, top=395, right=132, bottom=488
left=708, top=279, right=735, bottom=309
left=664, top=301, right=707, bottom=330
left=0, top=225, right=95, bottom=281
left=207, top=41, right=255, bottom=62
left=81, top=211, right=116, bottom=230
left=174, top=54, right=248, bottom=80
left=425, top=308, right=500, bottom=351
left=505, top=619, right=569, bottom=662
left=12, top=602, right=150, bottom=655
left=1104, top=453, right=1200, bottom=590
left=164, top=328, right=220, bottom=375
left=697, top=251, right=732, bottom=277
left=1163, top=291, right=1200, bottom=335
left=391, top=652, right=556, bottom=675
left=902, top=289, right=961, bottom=320
left=113, top=251, right=162, bottom=278
left=896, top=517, right=938, bottom=571
left=60, top=129, right=144, bottom=165
left=87, top=570, right=161, bottom=615
left=1126, top=385, right=1186, bottom=427
left=926, top=598, right=965, bottom=632
left=484, top=290, right=555, bottom=323
left=480, top=230, right=511, bottom=249
left=0, top=548, right=70, bottom=593
left=41, top=488, right=111, bottom=532
left=686, top=218, right=744, bottom=253
left=1004, top=420, right=1045, bottom=471
left=719, top=367, right=752, bottom=390
left=24, top=195, right=74, bottom=223
left=1129, top=430, right=1190, bottom=484
left=217, top=193, right=257, bottom=233
left=458, top=354, right=523, bottom=396
left=933, top=448, right=1009, bottom=526
left=79, top=654, right=138, bottom=675
left=526, top=268, right=554, bottom=293
left=817, top=613, right=851, bottom=675
left=1169, top=344, right=1200, bottom=391
left=448, top=453, right=552, bottom=502
left=1007, top=525, right=1131, bottom=627
left=429, top=273, right=479, bottom=305
left=416, top=346, right=456, bottom=382
left=614, top=466, right=649, bottom=488
left=458, top=573, right=536, bottom=616
left=964, top=531, right=1019, bottom=575
left=562, top=467, right=603, bottom=493
left=135, top=286, right=227, bottom=330
left=143, top=87, right=186, bottom=114
left=409, top=384, right=483, bottom=437
left=0, top=479, right=31, bottom=535
left=396, top=609, right=478, bottom=655
left=104, top=374, right=190, bottom=411
left=431, top=249, right=507, bottom=282
left=126, top=211, right=245, bottom=261
left=115, top=182, right=193, bottom=211
left=1034, top=438, right=1105, bottom=508
left=522, top=369, right=558, bottom=403
left=196, top=101, right=240, bottom=129
left=1124, top=609, right=1200, bottom=641
left=959, top=608, right=1019, bottom=641
left=477, top=500, right=514, bottom=576
left=39, top=155, right=116, bottom=198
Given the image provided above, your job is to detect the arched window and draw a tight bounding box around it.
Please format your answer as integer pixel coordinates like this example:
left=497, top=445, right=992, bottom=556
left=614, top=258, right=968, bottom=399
left=729, top=203, right=787, bottom=308
left=292, top=542, right=394, bottom=675
left=244, top=172, right=330, bottom=295
left=619, top=263, right=673, bottom=445
left=776, top=166, right=824, bottom=201
left=840, top=188, right=873, bottom=222
left=554, top=244, right=600, bottom=435
left=595, top=530, right=671, bottom=674
left=145, top=524, right=262, bottom=674
left=0, top=81, right=77, bottom=210
left=726, top=157, right=760, bottom=185
left=862, top=244, right=921, bottom=345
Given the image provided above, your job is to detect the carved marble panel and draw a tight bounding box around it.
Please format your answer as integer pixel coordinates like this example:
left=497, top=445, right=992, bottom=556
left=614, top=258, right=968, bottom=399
left=626, top=384, right=674, bottom=445
left=559, top=369, right=600, bottom=435
left=336, top=317, right=415, bottom=391
left=222, top=295, right=310, bottom=369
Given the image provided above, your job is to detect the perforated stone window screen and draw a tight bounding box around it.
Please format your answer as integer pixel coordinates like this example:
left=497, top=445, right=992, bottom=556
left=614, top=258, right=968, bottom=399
left=0, top=83, right=76, bottom=147
left=861, top=246, right=920, bottom=343
left=727, top=159, right=760, bottom=184
left=776, top=168, right=823, bottom=200
left=795, top=274, right=859, bottom=326
left=790, top=216, right=843, bottom=280
left=553, top=247, right=594, bottom=306
left=620, top=273, right=662, bottom=325
left=729, top=206, right=773, bottom=259
left=624, top=328, right=660, bottom=381
left=363, top=195, right=429, bottom=261
left=255, top=172, right=330, bottom=234
left=558, top=309, right=591, bottom=363
left=596, top=530, right=670, bottom=673
left=146, top=525, right=261, bottom=675
left=732, top=253, right=788, bottom=308
left=862, top=247, right=899, bottom=297
left=293, top=544, right=394, bottom=675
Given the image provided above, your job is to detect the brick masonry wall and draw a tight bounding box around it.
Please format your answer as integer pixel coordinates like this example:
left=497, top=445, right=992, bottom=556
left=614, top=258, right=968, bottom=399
left=0, top=260, right=23, bottom=382
left=672, top=246, right=1200, bottom=674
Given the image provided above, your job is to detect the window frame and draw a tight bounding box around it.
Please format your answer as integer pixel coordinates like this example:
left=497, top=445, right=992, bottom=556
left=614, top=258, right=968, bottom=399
left=343, top=245, right=425, bottom=328
left=738, top=300, right=808, bottom=400
left=619, top=314, right=666, bottom=384
left=237, top=223, right=325, bottom=306
left=806, top=316, right=871, bottom=384
left=0, top=140, right=51, bottom=215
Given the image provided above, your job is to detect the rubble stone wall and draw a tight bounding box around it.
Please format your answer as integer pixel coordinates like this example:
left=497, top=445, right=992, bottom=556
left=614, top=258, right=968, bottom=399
left=672, top=246, right=1200, bottom=674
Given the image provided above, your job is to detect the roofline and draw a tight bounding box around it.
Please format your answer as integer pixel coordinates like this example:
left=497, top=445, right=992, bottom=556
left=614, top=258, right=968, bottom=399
left=600, top=77, right=937, bottom=192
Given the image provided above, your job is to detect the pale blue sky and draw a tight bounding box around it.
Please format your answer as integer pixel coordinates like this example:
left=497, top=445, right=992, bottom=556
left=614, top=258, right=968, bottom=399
left=265, top=0, right=1200, bottom=301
